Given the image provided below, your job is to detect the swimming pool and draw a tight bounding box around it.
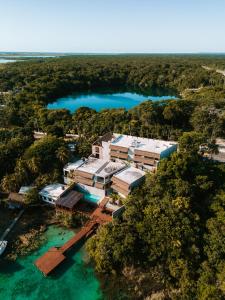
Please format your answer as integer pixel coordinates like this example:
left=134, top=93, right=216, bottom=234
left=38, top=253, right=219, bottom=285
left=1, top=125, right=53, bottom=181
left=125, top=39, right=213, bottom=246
left=75, top=185, right=101, bottom=204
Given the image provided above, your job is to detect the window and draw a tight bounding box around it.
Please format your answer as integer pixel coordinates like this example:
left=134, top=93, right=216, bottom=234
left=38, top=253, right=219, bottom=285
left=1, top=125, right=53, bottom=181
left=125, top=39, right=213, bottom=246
left=95, top=146, right=100, bottom=153
left=96, top=176, right=104, bottom=183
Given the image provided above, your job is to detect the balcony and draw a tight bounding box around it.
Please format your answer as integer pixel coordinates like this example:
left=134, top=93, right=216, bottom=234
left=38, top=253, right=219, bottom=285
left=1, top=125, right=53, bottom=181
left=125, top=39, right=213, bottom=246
left=110, top=144, right=129, bottom=153
left=111, top=184, right=130, bottom=197
left=110, top=151, right=128, bottom=160
left=73, top=176, right=94, bottom=186
left=112, top=176, right=130, bottom=190
left=74, top=170, right=93, bottom=179
left=134, top=155, right=156, bottom=165
left=134, top=149, right=160, bottom=160
left=95, top=182, right=106, bottom=190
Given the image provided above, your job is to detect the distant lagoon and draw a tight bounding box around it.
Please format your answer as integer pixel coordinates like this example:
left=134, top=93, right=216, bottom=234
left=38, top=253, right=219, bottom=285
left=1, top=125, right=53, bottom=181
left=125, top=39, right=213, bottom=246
left=0, top=55, right=56, bottom=64
left=0, top=59, right=19, bottom=64
left=47, top=91, right=177, bottom=113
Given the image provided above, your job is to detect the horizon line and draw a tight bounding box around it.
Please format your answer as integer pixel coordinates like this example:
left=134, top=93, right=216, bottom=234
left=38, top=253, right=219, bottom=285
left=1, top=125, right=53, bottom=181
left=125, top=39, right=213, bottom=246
left=1, top=51, right=225, bottom=55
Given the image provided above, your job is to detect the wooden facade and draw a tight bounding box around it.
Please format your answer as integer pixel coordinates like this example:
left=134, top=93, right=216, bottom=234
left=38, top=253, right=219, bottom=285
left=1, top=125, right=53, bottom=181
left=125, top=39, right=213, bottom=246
left=133, top=155, right=156, bottom=165
left=110, top=151, right=129, bottom=160
left=112, top=176, right=130, bottom=190
left=110, top=144, right=129, bottom=153
left=73, top=176, right=94, bottom=186
left=111, top=184, right=130, bottom=196
left=134, top=149, right=160, bottom=159
left=74, top=170, right=93, bottom=179
left=95, top=182, right=106, bottom=190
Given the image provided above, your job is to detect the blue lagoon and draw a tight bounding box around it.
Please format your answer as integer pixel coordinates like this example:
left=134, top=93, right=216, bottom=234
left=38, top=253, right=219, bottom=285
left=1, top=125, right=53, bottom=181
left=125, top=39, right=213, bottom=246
left=47, top=91, right=177, bottom=112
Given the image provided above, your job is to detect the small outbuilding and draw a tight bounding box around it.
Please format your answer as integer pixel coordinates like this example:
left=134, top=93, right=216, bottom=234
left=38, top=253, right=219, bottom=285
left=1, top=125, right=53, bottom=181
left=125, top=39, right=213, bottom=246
left=56, top=190, right=83, bottom=211
left=8, top=192, right=25, bottom=208
left=39, top=184, right=70, bottom=205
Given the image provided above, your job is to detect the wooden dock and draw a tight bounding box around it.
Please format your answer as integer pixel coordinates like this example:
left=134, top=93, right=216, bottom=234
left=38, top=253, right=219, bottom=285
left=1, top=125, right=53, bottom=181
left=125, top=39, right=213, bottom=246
left=35, top=206, right=112, bottom=276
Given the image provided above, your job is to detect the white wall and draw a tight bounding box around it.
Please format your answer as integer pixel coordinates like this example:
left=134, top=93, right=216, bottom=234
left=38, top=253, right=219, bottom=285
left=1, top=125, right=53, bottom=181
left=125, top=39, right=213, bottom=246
left=102, top=141, right=110, bottom=160
left=40, top=195, right=56, bottom=205
left=64, top=176, right=74, bottom=185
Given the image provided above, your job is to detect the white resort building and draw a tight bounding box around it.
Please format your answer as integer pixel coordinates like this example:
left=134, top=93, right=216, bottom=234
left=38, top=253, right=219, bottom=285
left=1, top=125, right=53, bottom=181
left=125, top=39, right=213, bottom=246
left=63, top=133, right=177, bottom=199
left=92, top=133, right=177, bottom=169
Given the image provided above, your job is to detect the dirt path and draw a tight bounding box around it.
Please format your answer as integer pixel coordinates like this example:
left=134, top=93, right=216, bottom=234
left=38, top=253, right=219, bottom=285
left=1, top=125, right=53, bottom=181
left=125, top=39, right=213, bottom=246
left=202, top=65, right=225, bottom=77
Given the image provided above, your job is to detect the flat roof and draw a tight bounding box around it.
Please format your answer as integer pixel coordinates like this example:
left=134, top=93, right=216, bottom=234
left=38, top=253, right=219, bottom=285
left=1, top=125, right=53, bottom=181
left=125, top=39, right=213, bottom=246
left=64, top=160, right=84, bottom=172
left=39, top=184, right=68, bottom=200
left=96, top=160, right=126, bottom=177
left=77, top=158, right=108, bottom=175
left=19, top=186, right=33, bottom=195
left=64, top=158, right=126, bottom=178
left=112, top=134, right=177, bottom=154
left=113, top=166, right=145, bottom=185
left=56, top=191, right=83, bottom=209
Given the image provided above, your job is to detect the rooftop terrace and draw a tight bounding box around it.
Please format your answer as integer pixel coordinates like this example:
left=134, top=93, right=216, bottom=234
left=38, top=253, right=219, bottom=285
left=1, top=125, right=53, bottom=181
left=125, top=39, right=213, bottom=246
left=96, top=160, right=126, bottom=177
left=65, top=158, right=126, bottom=178
left=112, top=134, right=177, bottom=154
left=77, top=158, right=108, bottom=175
left=113, top=166, right=145, bottom=185
left=64, top=160, right=84, bottom=172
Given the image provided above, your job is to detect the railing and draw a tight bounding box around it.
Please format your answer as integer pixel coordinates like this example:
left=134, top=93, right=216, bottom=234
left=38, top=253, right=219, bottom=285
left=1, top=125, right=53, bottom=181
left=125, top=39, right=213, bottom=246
left=110, top=151, right=128, bottom=159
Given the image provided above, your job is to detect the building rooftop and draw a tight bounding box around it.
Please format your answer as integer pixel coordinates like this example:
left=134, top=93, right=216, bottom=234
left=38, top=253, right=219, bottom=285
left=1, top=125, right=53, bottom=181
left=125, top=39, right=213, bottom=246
left=77, top=158, right=108, bottom=175
left=56, top=190, right=83, bottom=209
left=113, top=166, right=145, bottom=185
left=39, top=184, right=69, bottom=200
left=64, top=160, right=84, bottom=172
left=216, top=138, right=225, bottom=152
left=96, top=160, right=126, bottom=177
left=111, top=134, right=177, bottom=154
left=19, top=186, right=33, bottom=195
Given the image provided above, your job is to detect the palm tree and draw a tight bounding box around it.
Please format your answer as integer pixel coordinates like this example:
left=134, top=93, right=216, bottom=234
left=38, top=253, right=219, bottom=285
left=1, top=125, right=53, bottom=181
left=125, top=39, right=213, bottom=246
left=27, top=157, right=41, bottom=174
left=1, top=174, right=19, bottom=192
left=56, top=146, right=69, bottom=164
left=15, top=159, right=29, bottom=183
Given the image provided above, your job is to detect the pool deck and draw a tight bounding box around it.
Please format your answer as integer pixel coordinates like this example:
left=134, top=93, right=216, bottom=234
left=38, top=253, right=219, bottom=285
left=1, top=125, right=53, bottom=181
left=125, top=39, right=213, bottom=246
left=35, top=199, right=112, bottom=276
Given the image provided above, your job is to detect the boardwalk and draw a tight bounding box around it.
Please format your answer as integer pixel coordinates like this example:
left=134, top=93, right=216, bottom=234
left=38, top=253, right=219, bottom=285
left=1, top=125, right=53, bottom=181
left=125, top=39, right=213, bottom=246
left=35, top=207, right=112, bottom=276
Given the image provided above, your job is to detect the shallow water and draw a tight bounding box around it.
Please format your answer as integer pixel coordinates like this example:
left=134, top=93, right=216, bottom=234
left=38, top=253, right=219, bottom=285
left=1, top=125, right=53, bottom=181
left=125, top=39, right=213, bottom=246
left=47, top=91, right=176, bottom=112
left=0, top=226, right=103, bottom=300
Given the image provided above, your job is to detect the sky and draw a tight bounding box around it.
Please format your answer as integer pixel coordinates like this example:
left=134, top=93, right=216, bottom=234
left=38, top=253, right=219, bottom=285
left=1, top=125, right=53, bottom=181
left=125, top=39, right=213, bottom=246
left=1, top=0, right=225, bottom=53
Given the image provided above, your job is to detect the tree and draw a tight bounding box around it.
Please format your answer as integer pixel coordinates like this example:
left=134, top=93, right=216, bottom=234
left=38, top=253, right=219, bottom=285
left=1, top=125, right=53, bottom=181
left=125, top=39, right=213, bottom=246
left=56, top=146, right=70, bottom=165
left=1, top=174, right=20, bottom=192
left=24, top=188, right=39, bottom=205
left=178, top=131, right=205, bottom=154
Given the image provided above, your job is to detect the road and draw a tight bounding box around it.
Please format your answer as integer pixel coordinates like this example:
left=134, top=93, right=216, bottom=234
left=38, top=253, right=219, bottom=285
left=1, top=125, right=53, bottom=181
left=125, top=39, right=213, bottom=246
left=202, top=65, right=225, bottom=77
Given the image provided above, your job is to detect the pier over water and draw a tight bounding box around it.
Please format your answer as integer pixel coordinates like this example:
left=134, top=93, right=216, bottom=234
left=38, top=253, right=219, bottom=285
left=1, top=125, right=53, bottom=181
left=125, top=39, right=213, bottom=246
left=35, top=204, right=112, bottom=276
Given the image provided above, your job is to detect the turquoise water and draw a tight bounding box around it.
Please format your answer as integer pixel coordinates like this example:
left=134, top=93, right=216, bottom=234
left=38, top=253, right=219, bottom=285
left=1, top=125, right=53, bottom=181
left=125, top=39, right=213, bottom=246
left=75, top=186, right=100, bottom=204
left=47, top=91, right=176, bottom=112
left=0, top=226, right=103, bottom=300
